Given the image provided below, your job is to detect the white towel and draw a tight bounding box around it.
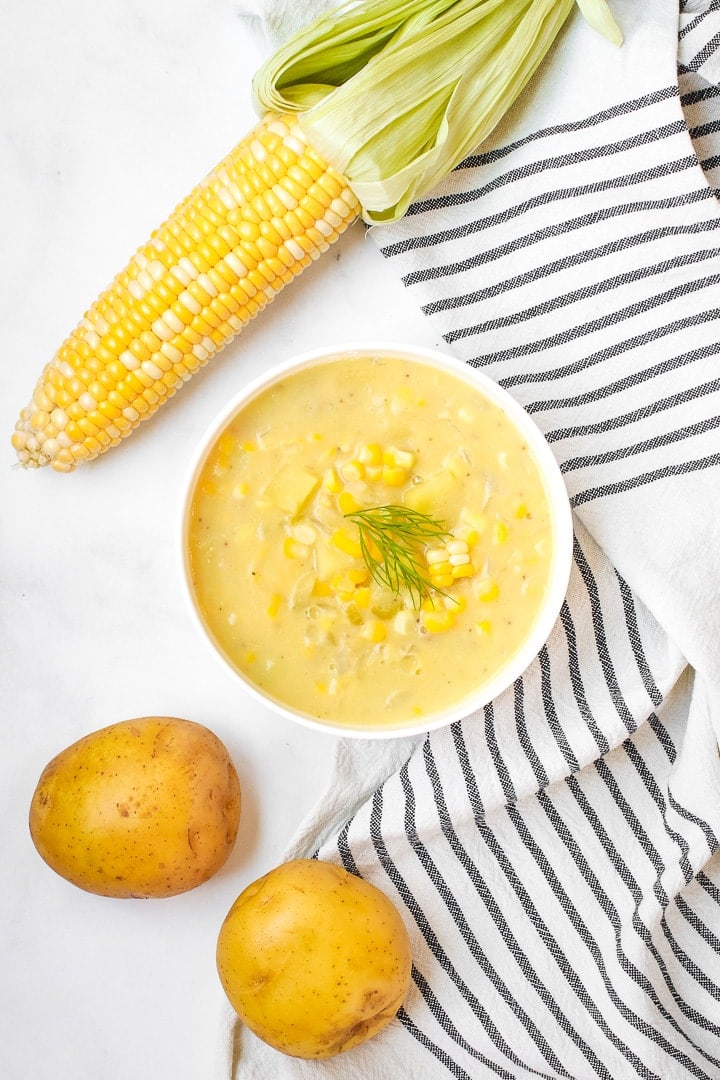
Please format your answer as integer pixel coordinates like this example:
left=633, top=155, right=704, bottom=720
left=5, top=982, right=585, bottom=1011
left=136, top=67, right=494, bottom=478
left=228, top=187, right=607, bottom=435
left=221, top=2, right=720, bottom=1076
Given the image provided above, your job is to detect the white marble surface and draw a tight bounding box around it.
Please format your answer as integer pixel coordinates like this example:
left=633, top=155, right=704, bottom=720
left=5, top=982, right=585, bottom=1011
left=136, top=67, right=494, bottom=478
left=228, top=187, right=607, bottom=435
left=0, top=3, right=442, bottom=1077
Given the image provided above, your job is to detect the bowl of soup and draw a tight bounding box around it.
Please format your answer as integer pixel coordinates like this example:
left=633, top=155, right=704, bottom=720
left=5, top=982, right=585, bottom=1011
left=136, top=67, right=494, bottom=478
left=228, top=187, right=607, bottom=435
left=180, top=343, right=573, bottom=738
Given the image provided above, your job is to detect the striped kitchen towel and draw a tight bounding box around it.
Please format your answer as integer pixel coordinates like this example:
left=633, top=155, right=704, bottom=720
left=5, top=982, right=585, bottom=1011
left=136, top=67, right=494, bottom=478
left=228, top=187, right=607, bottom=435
left=222, top=1, right=720, bottom=1076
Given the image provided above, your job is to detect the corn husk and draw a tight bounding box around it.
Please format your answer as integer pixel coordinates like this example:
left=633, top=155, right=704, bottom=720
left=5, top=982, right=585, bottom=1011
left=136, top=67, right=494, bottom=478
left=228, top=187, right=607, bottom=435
left=576, top=0, right=623, bottom=46
left=254, top=0, right=622, bottom=224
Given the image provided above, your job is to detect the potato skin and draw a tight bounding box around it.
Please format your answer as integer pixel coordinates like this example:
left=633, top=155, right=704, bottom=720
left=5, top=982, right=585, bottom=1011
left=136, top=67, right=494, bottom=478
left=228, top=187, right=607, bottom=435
left=216, top=858, right=412, bottom=1059
left=29, top=716, right=241, bottom=898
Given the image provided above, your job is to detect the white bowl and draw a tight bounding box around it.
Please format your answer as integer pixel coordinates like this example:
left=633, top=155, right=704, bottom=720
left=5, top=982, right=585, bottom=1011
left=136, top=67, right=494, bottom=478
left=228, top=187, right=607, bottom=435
left=179, top=342, right=573, bottom=739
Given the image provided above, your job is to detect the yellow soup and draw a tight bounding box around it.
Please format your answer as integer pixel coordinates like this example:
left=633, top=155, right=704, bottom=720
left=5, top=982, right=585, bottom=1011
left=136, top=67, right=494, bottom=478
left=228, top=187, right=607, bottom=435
left=187, top=353, right=556, bottom=731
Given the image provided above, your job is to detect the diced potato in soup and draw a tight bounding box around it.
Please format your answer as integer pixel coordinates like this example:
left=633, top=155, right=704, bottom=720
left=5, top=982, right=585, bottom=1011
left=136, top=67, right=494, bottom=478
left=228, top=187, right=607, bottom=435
left=187, top=354, right=555, bottom=730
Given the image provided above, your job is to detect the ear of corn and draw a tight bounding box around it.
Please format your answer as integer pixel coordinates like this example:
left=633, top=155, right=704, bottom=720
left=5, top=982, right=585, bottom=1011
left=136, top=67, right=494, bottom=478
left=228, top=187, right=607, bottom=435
left=12, top=112, right=359, bottom=472
left=13, top=0, right=621, bottom=471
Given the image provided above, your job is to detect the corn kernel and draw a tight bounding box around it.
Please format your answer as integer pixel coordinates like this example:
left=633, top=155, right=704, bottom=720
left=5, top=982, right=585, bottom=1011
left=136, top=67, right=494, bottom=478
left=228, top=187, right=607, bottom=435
left=361, top=619, right=387, bottom=643
left=452, top=562, right=474, bottom=579
left=382, top=465, right=408, bottom=487
left=338, top=490, right=362, bottom=515
left=383, top=445, right=415, bottom=469
left=422, top=609, right=455, bottom=633
left=312, top=578, right=332, bottom=597
left=358, top=443, right=382, bottom=466
left=393, top=610, right=417, bottom=634
left=476, top=620, right=492, bottom=635
left=430, top=573, right=454, bottom=589
left=494, top=521, right=509, bottom=544
left=340, top=459, right=365, bottom=482
left=445, top=593, right=467, bottom=612
left=323, top=466, right=343, bottom=493
left=330, top=572, right=356, bottom=596
left=30, top=410, right=50, bottom=432
left=331, top=529, right=363, bottom=558
left=353, top=586, right=371, bottom=608
left=429, top=560, right=453, bottom=577
left=446, top=539, right=469, bottom=556
left=366, top=537, right=383, bottom=562
left=267, top=594, right=282, bottom=617
left=391, top=386, right=419, bottom=409
left=217, top=432, right=236, bottom=457
left=454, top=525, right=480, bottom=547
left=426, top=547, right=448, bottom=565
left=291, top=522, right=317, bottom=545
left=283, top=536, right=310, bottom=560
left=476, top=580, right=499, bottom=601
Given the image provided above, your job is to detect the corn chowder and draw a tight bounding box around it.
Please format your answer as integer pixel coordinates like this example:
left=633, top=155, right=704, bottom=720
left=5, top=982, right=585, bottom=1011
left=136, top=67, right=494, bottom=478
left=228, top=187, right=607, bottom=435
left=187, top=353, right=555, bottom=730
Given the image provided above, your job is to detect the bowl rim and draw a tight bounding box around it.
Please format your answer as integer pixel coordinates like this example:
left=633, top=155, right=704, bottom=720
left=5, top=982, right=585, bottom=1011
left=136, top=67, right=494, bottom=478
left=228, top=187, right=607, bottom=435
left=179, top=341, right=573, bottom=740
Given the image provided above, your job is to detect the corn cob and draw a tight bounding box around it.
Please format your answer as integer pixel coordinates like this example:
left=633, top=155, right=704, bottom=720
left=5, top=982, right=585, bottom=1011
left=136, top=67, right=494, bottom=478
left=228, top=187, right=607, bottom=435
left=12, top=112, right=360, bottom=472
left=13, top=0, right=621, bottom=472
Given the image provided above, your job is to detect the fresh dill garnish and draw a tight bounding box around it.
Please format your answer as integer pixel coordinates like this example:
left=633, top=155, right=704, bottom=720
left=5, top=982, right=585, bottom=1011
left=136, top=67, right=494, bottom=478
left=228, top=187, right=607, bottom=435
left=344, top=504, right=453, bottom=608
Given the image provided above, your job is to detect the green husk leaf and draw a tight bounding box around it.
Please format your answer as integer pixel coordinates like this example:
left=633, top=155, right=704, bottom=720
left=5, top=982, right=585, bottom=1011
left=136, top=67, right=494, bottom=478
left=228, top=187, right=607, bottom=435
left=253, top=0, right=622, bottom=225
left=575, top=0, right=623, bottom=46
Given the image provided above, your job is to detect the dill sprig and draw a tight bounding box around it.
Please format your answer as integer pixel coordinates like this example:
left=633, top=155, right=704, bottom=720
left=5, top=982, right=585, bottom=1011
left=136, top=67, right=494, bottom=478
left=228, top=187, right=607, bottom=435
left=344, top=504, right=452, bottom=608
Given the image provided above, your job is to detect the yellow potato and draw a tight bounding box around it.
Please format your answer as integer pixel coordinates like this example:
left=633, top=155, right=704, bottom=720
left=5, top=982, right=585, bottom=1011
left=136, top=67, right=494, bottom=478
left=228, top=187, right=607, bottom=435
left=216, top=858, right=412, bottom=1059
left=29, top=716, right=241, bottom=898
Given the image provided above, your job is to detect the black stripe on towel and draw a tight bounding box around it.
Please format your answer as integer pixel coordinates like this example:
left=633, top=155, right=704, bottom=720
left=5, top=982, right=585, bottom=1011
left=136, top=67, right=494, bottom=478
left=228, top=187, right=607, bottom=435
left=540, top=784, right=720, bottom=1079
left=426, top=740, right=616, bottom=1079
left=615, top=574, right=664, bottom=709
left=452, top=274, right=720, bottom=357
left=505, top=798, right=694, bottom=1079
left=568, top=772, right=720, bottom=1074
left=571, top=452, right=720, bottom=508
left=442, top=733, right=660, bottom=1080
left=571, top=536, right=637, bottom=734
left=560, top=415, right=720, bottom=476
left=364, top=780, right=562, bottom=1079
left=424, top=245, right=719, bottom=328
left=544, top=378, right=720, bottom=446
left=558, top=599, right=610, bottom=756
left=538, top=643, right=580, bottom=772
left=502, top=334, right=716, bottom=393
left=397, top=190, right=713, bottom=287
